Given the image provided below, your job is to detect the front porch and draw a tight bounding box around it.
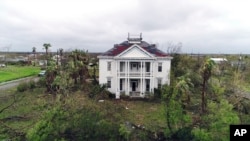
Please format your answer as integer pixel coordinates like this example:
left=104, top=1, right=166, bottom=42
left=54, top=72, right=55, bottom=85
left=130, top=91, right=141, bottom=97
left=115, top=78, right=152, bottom=99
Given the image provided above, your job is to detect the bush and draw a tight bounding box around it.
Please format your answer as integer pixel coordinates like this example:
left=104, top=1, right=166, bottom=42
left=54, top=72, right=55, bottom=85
left=154, top=88, right=162, bottom=99
left=37, top=77, right=46, bottom=87
left=29, top=80, right=36, bottom=89
left=89, top=84, right=109, bottom=99
left=26, top=106, right=121, bottom=141
left=17, top=82, right=29, bottom=92
left=16, top=80, right=37, bottom=92
left=171, top=127, right=193, bottom=141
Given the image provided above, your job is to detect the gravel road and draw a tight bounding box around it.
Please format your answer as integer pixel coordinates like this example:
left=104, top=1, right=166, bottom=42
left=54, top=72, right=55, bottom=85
left=0, top=77, right=39, bottom=92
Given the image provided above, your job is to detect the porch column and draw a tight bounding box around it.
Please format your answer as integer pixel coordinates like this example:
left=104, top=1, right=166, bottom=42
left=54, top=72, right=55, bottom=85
left=116, top=61, right=120, bottom=99
left=150, top=61, right=154, bottom=92
left=117, top=61, right=119, bottom=92
left=142, top=61, right=145, bottom=96
left=140, top=61, right=142, bottom=96
left=127, top=60, right=130, bottom=95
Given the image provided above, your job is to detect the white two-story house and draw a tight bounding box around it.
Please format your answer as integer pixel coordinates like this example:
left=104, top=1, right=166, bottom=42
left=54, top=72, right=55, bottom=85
left=98, top=35, right=172, bottom=98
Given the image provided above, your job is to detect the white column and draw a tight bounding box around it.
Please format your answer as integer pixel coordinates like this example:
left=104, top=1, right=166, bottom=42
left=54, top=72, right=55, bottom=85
left=116, top=61, right=120, bottom=99
left=117, top=61, right=119, bottom=92
left=143, top=61, right=145, bottom=96
left=140, top=61, right=142, bottom=96
left=127, top=61, right=130, bottom=95
left=151, top=61, right=154, bottom=92
left=125, top=61, right=128, bottom=95
left=124, top=61, right=125, bottom=94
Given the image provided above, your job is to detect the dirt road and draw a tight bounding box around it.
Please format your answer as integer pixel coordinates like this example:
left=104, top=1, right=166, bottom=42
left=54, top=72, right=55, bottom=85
left=0, top=77, right=39, bottom=91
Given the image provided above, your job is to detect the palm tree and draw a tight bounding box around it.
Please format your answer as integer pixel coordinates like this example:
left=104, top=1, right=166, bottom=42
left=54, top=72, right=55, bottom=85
left=201, top=58, right=215, bottom=113
left=175, top=74, right=193, bottom=108
left=89, top=57, right=98, bottom=85
left=43, top=43, right=51, bottom=56
left=32, top=47, right=36, bottom=66
left=68, top=49, right=90, bottom=85
left=43, top=43, right=51, bottom=66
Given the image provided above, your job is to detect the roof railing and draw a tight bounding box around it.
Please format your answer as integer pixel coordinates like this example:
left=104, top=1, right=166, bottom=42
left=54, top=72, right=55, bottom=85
left=127, top=33, right=142, bottom=43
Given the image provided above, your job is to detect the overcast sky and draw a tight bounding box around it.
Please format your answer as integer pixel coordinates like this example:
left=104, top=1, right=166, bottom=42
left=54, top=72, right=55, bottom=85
left=1, top=0, right=250, bottom=54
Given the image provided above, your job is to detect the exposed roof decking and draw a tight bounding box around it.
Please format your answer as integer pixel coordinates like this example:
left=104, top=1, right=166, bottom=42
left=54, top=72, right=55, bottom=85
left=100, top=41, right=169, bottom=57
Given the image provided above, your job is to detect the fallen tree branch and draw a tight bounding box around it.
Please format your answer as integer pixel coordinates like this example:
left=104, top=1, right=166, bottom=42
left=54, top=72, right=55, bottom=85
left=0, top=95, right=17, bottom=114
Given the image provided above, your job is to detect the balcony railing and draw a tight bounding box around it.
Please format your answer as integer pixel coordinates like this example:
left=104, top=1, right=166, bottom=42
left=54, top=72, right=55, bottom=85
left=118, top=72, right=151, bottom=77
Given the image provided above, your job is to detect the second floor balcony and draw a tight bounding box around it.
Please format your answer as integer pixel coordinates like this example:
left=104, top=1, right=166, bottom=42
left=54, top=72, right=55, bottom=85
left=117, top=61, right=153, bottom=77
left=118, top=72, right=151, bottom=77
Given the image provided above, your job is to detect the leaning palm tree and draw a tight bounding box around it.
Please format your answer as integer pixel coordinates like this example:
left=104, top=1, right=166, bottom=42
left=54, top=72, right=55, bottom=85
left=201, top=58, right=215, bottom=113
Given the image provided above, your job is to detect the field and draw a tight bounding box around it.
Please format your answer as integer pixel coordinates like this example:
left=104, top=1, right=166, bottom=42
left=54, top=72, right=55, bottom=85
left=0, top=87, right=165, bottom=140
left=0, top=65, right=40, bottom=83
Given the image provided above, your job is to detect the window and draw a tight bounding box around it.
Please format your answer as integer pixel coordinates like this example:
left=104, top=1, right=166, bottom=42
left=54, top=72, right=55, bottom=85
left=146, top=79, right=150, bottom=92
left=107, top=78, right=111, bottom=88
left=131, top=62, right=139, bottom=70
left=132, top=63, right=137, bottom=68
left=158, top=62, right=162, bottom=72
left=157, top=78, right=162, bottom=89
left=107, top=62, right=111, bottom=71
left=120, top=62, right=124, bottom=72
left=120, top=79, right=123, bottom=90
left=146, top=62, right=150, bottom=72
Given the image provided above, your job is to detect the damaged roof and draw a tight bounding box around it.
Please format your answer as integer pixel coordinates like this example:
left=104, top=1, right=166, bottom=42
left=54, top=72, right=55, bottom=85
left=100, top=40, right=169, bottom=57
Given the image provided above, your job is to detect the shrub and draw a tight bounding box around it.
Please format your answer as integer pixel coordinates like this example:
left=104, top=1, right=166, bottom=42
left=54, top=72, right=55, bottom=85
left=17, top=82, right=29, bottom=92
left=26, top=106, right=121, bottom=141
left=29, top=80, right=36, bottom=89
left=37, top=77, right=46, bottom=87
left=89, top=84, right=109, bottom=99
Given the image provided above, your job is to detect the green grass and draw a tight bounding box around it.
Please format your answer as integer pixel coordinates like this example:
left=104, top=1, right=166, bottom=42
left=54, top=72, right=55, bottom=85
left=0, top=65, right=40, bottom=83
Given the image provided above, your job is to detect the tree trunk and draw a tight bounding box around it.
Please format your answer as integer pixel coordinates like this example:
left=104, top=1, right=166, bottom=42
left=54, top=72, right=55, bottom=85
left=74, top=76, right=77, bottom=85
left=33, top=53, right=36, bottom=66
left=46, top=49, right=48, bottom=68
left=92, top=66, right=98, bottom=85
left=166, top=109, right=173, bottom=134
left=79, top=69, right=84, bottom=84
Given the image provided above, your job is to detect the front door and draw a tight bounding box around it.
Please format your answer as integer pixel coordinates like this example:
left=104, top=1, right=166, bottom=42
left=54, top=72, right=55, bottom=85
left=132, top=81, right=136, bottom=91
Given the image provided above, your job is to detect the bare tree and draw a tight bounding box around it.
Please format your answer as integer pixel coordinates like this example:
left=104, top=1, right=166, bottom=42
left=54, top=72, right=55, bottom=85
left=2, top=44, right=11, bottom=67
left=166, top=41, right=182, bottom=55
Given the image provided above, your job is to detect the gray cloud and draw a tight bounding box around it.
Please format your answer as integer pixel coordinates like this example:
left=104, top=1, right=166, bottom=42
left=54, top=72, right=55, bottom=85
left=0, top=0, right=250, bottom=54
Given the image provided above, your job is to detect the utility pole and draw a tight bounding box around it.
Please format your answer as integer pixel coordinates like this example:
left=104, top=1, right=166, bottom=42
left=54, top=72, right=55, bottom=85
left=3, top=45, right=11, bottom=67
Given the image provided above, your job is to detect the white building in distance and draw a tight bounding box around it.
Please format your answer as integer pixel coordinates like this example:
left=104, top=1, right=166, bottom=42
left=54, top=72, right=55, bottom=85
left=98, top=34, right=172, bottom=98
left=210, top=58, right=227, bottom=64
